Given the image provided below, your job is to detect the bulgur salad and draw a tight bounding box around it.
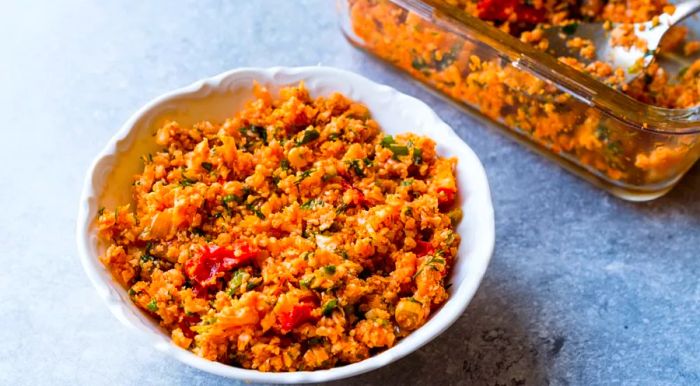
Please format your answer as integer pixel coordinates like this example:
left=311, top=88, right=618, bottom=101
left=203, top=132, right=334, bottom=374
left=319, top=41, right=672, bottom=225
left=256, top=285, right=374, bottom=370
left=97, top=83, right=462, bottom=371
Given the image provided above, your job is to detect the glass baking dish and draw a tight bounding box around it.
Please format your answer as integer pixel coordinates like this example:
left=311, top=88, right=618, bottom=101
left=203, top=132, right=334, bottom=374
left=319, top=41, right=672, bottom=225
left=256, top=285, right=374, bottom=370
left=337, top=0, right=700, bottom=200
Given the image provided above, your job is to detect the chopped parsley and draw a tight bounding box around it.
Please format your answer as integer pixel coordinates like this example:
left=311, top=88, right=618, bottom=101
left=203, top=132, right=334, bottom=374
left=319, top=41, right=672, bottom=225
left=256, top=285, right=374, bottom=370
left=180, top=177, right=197, bottom=187
left=300, top=198, right=322, bottom=209
left=252, top=125, right=268, bottom=145
left=297, top=128, right=320, bottom=146
left=201, top=162, right=213, bottom=172
left=322, top=299, right=338, bottom=316
left=295, top=169, right=316, bottom=185
left=246, top=202, right=266, bottom=219
left=413, top=148, right=423, bottom=164
left=335, top=203, right=349, bottom=214
left=323, top=265, right=336, bottom=275
left=348, top=160, right=365, bottom=178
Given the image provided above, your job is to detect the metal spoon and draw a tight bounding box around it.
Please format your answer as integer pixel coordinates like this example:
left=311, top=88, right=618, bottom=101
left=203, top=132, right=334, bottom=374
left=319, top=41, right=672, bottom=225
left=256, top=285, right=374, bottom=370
left=541, top=0, right=700, bottom=85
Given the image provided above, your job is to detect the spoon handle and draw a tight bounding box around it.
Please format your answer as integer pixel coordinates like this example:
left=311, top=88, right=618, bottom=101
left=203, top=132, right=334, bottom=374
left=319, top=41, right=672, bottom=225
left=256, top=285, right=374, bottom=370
left=668, top=0, right=700, bottom=25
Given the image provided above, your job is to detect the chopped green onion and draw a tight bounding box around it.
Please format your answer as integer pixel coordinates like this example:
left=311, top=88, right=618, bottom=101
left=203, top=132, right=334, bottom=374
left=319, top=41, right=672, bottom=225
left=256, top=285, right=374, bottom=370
left=390, top=144, right=409, bottom=156
left=413, top=148, right=423, bottom=164
left=380, top=135, right=395, bottom=148
left=322, top=299, right=338, bottom=316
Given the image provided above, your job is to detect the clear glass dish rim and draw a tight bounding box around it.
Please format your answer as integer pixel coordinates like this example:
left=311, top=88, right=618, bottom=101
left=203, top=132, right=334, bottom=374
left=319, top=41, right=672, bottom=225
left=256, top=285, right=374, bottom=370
left=392, top=0, right=700, bottom=135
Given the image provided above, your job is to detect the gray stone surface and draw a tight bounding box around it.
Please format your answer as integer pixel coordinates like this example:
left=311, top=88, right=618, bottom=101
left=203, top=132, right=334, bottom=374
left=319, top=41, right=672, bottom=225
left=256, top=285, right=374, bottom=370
left=1, top=1, right=698, bottom=385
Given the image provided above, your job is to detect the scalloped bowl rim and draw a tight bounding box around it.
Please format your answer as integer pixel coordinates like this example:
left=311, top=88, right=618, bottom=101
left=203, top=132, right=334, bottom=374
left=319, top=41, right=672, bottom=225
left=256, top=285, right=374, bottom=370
left=76, top=66, right=495, bottom=384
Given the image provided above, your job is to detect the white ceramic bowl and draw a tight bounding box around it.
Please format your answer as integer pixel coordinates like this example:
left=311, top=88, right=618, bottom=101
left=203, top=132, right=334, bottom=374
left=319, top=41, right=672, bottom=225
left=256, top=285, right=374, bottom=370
left=76, top=66, right=495, bottom=384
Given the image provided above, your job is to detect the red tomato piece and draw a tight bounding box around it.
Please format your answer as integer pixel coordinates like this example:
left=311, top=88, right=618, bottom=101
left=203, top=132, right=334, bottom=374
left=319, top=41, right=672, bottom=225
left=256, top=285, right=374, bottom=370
left=414, top=240, right=435, bottom=257
left=185, top=241, right=259, bottom=287
left=436, top=187, right=456, bottom=206
left=178, top=314, right=201, bottom=339
left=341, top=179, right=370, bottom=208
left=477, top=0, right=545, bottom=24
left=278, top=302, right=316, bottom=331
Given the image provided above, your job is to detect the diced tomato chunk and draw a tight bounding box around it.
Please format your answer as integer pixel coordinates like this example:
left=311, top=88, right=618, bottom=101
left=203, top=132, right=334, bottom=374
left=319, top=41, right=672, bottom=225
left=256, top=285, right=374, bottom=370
left=436, top=187, right=456, bottom=206
left=278, top=302, right=316, bottom=331
left=477, top=0, right=545, bottom=24
left=184, top=241, right=259, bottom=287
left=178, top=314, right=201, bottom=339
left=341, top=179, right=370, bottom=208
left=414, top=240, right=435, bottom=257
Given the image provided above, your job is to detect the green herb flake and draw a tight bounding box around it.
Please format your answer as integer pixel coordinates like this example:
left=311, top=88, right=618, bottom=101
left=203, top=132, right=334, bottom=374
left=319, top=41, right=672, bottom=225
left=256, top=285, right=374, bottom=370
left=407, top=297, right=423, bottom=305
left=348, top=160, right=365, bottom=178
left=336, top=249, right=350, bottom=260
left=297, top=129, right=320, bottom=146
left=98, top=207, right=105, bottom=216
left=562, top=22, right=578, bottom=35
left=306, top=337, right=326, bottom=346
left=402, top=178, right=414, bottom=187
left=322, top=299, right=338, bottom=316
left=390, top=144, right=409, bottom=157
left=323, top=265, right=337, bottom=275
left=227, top=270, right=247, bottom=296
left=448, top=208, right=463, bottom=226
left=411, top=57, right=428, bottom=71
left=246, top=203, right=266, bottom=219
left=412, top=267, right=424, bottom=279
left=413, top=148, right=423, bottom=164
left=299, top=277, right=313, bottom=289
left=328, top=133, right=340, bottom=141
left=180, top=177, right=197, bottom=187
left=201, top=162, right=213, bottom=172
left=427, top=257, right=446, bottom=265
left=147, top=299, right=158, bottom=312
left=380, top=135, right=396, bottom=148
left=280, top=158, right=290, bottom=171
left=295, top=168, right=316, bottom=185
left=251, top=125, right=268, bottom=145
left=608, top=141, right=622, bottom=156
left=335, top=203, right=349, bottom=214
left=128, top=288, right=136, bottom=297
left=300, top=198, right=322, bottom=210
